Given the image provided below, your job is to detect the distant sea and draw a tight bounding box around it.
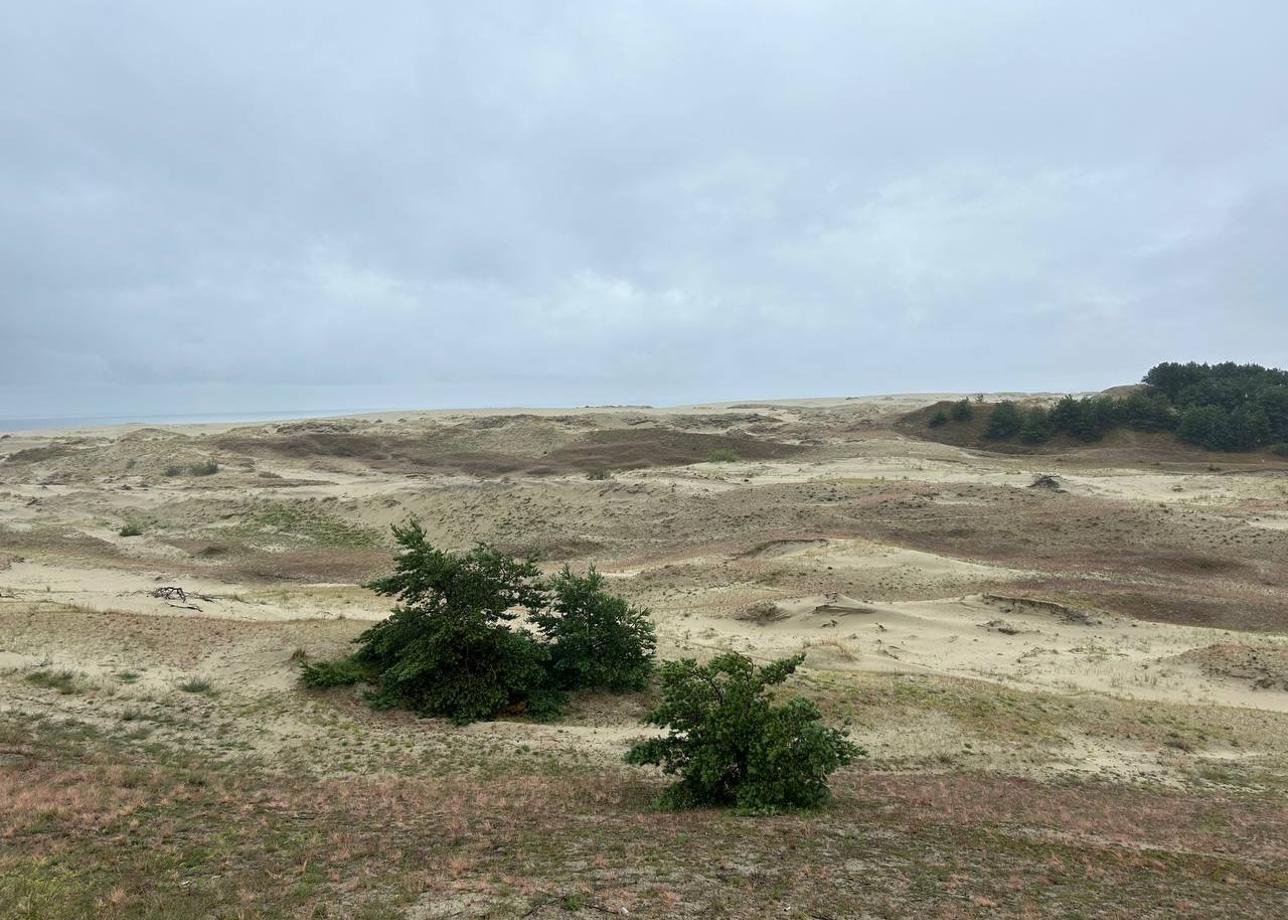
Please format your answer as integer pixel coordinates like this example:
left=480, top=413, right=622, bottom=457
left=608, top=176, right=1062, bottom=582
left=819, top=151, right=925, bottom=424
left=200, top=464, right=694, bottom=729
left=0, top=409, right=365, bottom=433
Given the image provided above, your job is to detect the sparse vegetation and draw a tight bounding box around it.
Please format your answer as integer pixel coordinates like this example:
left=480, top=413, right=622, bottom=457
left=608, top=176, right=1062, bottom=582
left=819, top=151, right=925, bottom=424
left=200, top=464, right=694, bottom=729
left=706, top=447, right=739, bottom=463
left=585, top=467, right=612, bottom=480
left=242, top=500, right=382, bottom=548
left=24, top=670, right=83, bottom=694
left=177, top=677, right=213, bottom=694
left=625, top=652, right=863, bottom=812
left=164, top=459, right=220, bottom=477
left=9, top=389, right=1288, bottom=918
left=118, top=521, right=143, bottom=537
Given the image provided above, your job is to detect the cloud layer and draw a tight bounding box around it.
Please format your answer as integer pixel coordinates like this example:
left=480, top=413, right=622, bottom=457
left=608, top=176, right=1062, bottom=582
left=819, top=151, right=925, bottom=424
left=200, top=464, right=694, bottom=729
left=3, top=1, right=1286, bottom=417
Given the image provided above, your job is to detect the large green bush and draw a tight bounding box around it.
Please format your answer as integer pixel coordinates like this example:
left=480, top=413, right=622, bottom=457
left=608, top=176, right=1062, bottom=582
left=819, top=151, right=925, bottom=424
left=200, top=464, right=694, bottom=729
left=348, top=524, right=560, bottom=723
left=625, top=652, right=862, bottom=812
left=300, top=521, right=655, bottom=723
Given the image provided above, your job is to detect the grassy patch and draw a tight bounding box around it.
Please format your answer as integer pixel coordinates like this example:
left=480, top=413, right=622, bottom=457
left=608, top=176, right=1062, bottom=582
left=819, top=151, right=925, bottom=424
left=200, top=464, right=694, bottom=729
left=3, top=711, right=1285, bottom=919
left=176, top=677, right=213, bottom=695
left=240, top=501, right=382, bottom=548
left=163, top=459, right=219, bottom=477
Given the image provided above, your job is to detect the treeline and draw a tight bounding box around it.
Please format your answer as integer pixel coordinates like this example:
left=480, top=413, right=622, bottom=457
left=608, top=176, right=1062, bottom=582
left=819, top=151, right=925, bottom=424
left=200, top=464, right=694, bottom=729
left=932, top=362, right=1288, bottom=453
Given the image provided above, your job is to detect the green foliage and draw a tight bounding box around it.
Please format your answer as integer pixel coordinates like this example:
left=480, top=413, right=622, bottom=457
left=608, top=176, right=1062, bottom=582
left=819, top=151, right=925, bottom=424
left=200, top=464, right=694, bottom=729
left=351, top=522, right=556, bottom=723
left=1120, top=390, right=1176, bottom=432
left=1145, top=362, right=1288, bottom=450
left=534, top=566, right=656, bottom=692
left=984, top=401, right=1023, bottom=439
left=957, top=362, right=1288, bottom=453
left=299, top=657, right=370, bottom=688
left=928, top=409, right=949, bottom=428
left=950, top=399, right=974, bottom=422
left=624, top=652, right=863, bottom=812
left=24, top=670, right=82, bottom=694
left=118, top=521, right=143, bottom=537
left=163, top=459, right=220, bottom=477
left=706, top=448, right=739, bottom=463
left=1018, top=408, right=1054, bottom=444
left=244, top=501, right=381, bottom=547
left=560, top=893, right=588, bottom=911
left=362, top=614, right=561, bottom=724
left=302, top=520, right=653, bottom=724
left=177, top=677, right=213, bottom=694
left=1273, top=443, right=1288, bottom=458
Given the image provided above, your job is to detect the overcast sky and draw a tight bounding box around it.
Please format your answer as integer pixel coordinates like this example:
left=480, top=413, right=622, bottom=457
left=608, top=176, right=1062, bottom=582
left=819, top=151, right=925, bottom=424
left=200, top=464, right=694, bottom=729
left=3, top=1, right=1286, bottom=419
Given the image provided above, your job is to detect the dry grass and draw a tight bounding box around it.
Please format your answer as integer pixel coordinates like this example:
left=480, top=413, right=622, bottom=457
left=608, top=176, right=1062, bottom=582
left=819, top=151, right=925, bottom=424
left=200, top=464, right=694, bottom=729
left=2, top=714, right=1285, bottom=919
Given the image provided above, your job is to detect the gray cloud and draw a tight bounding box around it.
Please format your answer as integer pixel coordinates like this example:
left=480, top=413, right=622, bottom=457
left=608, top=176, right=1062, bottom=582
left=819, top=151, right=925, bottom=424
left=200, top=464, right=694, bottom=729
left=3, top=1, right=1287, bottom=418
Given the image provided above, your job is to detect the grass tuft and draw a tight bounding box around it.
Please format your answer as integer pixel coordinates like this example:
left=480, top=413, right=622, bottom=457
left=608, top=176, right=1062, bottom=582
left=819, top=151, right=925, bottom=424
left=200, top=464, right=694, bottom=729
left=24, top=670, right=83, bottom=694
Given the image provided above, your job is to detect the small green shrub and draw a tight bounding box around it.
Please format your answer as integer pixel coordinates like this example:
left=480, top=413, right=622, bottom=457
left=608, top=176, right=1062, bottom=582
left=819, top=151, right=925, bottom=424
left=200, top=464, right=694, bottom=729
left=24, top=670, right=82, bottom=694
left=950, top=399, right=974, bottom=422
left=928, top=409, right=949, bottom=428
left=1272, top=443, right=1288, bottom=457
left=560, top=893, right=587, bottom=911
left=625, top=652, right=863, bottom=812
left=118, top=522, right=143, bottom=537
left=534, top=566, right=655, bottom=692
left=706, top=448, right=739, bottom=463
left=162, top=459, right=219, bottom=477
left=177, top=677, right=213, bottom=694
left=299, top=656, right=369, bottom=688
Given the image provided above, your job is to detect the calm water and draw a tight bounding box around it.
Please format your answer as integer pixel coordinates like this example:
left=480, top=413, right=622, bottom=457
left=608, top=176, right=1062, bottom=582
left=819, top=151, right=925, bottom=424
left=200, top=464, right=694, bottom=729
left=0, top=409, right=366, bottom=433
